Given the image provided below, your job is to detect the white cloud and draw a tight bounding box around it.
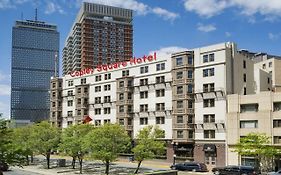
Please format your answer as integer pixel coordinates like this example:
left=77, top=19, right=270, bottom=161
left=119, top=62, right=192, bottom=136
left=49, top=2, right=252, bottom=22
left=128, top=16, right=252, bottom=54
left=268, top=33, right=281, bottom=40
left=0, top=84, right=10, bottom=96
left=184, top=0, right=281, bottom=19
left=225, top=32, right=231, bottom=37
left=152, top=7, right=179, bottom=21
left=0, top=0, right=14, bottom=9
left=81, top=0, right=178, bottom=21
left=45, top=2, right=65, bottom=14
left=197, top=23, right=216, bottom=32
left=149, top=46, right=188, bottom=58
left=0, top=100, right=10, bottom=119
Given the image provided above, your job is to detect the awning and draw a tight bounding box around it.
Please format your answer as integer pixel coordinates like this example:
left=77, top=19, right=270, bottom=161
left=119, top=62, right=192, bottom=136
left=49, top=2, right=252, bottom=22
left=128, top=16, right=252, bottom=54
left=203, top=144, right=216, bottom=152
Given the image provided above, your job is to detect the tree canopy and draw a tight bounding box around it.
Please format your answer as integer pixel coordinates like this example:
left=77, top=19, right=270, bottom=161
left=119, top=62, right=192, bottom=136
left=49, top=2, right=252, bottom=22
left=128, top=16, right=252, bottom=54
left=84, top=124, right=130, bottom=175
left=132, top=125, right=165, bottom=174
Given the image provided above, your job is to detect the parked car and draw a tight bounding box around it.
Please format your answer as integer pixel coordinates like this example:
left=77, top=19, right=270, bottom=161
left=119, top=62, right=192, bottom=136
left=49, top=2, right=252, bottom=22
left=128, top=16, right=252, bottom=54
left=0, top=161, right=8, bottom=171
left=170, top=162, right=208, bottom=172
left=212, top=165, right=258, bottom=175
left=267, top=169, right=281, bottom=175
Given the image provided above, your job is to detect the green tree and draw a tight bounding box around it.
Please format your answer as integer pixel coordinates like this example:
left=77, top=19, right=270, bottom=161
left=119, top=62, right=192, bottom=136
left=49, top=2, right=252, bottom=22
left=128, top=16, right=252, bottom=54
left=0, top=119, right=25, bottom=167
left=84, top=124, right=130, bottom=175
left=132, top=125, right=165, bottom=174
left=233, top=132, right=280, bottom=172
left=59, top=124, right=93, bottom=173
left=12, top=125, right=34, bottom=165
left=30, top=121, right=60, bottom=169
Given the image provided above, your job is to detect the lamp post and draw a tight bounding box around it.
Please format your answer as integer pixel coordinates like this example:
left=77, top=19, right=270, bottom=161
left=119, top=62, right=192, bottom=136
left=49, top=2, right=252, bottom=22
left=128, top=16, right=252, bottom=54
left=172, top=142, right=178, bottom=165
left=173, top=154, right=176, bottom=165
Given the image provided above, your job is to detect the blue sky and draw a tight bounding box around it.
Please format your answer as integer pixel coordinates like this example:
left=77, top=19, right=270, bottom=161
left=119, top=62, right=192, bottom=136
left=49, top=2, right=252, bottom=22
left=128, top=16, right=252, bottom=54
left=0, top=0, right=281, bottom=119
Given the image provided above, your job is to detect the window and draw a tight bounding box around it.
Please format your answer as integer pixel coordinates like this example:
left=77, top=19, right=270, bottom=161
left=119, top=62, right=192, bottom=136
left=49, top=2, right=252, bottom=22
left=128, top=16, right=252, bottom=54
left=119, top=119, right=124, bottom=125
left=188, top=100, right=193, bottom=109
left=240, top=104, right=259, bottom=113
left=67, top=121, right=73, bottom=126
left=104, top=119, right=110, bottom=124
left=119, top=81, right=124, bottom=88
left=67, top=111, right=73, bottom=117
left=84, top=87, right=88, bottom=93
left=240, top=120, right=258, bottom=128
left=269, top=62, right=272, bottom=68
left=128, top=92, right=132, bottom=100
left=68, top=80, right=73, bottom=86
left=95, top=75, right=101, bottom=82
left=188, top=115, right=193, bottom=123
left=140, top=118, right=148, bottom=125
left=156, top=117, right=165, bottom=124
left=95, top=120, right=101, bottom=126
left=77, top=109, right=81, bottom=116
left=156, top=103, right=165, bottom=111
left=156, top=76, right=165, bottom=83
left=104, top=107, right=111, bottom=114
left=104, top=73, right=111, bottom=80
left=268, top=77, right=270, bottom=84
left=203, top=83, right=215, bottom=92
left=243, top=60, right=246, bottom=69
left=140, top=91, right=148, bottom=99
left=122, top=70, right=129, bottom=76
left=177, top=86, right=183, bottom=94
left=205, top=153, right=216, bottom=165
left=274, top=136, right=281, bottom=144
left=52, top=112, right=55, bottom=117
left=203, top=114, right=215, bottom=123
left=156, top=63, right=165, bottom=71
left=119, top=93, right=124, bottom=100
left=244, top=74, right=247, bottom=82
left=140, top=78, right=148, bottom=85
left=104, top=96, right=111, bottom=103
left=177, top=130, right=183, bottom=138
left=187, top=70, right=193, bottom=79
left=128, top=80, right=133, bottom=87
left=95, top=108, right=101, bottom=115
left=176, top=71, right=183, bottom=79
left=176, top=57, right=183, bottom=66
left=140, top=66, right=149, bottom=74
left=274, top=102, right=281, bottom=111
left=203, top=68, right=215, bottom=77
left=81, top=78, right=86, bottom=84
left=119, top=106, right=124, bottom=113
left=262, top=63, right=266, bottom=69
left=128, top=105, right=133, bottom=113
left=77, top=98, right=81, bottom=105
left=188, top=55, right=193, bottom=65
left=203, top=99, right=215, bottom=107
left=187, top=84, right=193, bottom=93
left=156, top=89, right=165, bottom=97
left=95, top=97, right=101, bottom=104
left=67, top=100, right=73, bottom=107
left=104, top=84, right=111, bottom=91
left=77, top=88, right=81, bottom=94
left=273, top=120, right=281, bottom=128
left=67, top=90, right=73, bottom=96
left=52, top=91, right=56, bottom=98
left=244, top=87, right=247, bottom=95
left=52, top=82, right=56, bottom=88
left=177, top=116, right=183, bottom=123
left=95, top=86, right=101, bottom=92
left=140, top=104, right=148, bottom=112
left=177, top=101, right=183, bottom=108
left=204, top=130, right=215, bottom=138
left=203, top=53, right=215, bottom=63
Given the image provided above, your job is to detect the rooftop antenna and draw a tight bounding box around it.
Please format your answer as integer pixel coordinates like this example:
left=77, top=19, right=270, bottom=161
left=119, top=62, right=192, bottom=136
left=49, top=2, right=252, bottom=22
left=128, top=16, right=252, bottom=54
left=35, top=8, right=38, bottom=21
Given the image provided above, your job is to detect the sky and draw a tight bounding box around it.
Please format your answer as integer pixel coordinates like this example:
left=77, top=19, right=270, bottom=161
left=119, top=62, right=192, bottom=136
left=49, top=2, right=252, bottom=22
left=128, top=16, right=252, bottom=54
left=0, top=0, right=281, bottom=119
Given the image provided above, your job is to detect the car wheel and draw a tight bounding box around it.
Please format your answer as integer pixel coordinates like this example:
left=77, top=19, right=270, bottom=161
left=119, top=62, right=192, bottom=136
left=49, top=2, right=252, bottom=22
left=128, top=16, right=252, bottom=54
left=171, top=167, right=176, bottom=170
left=192, top=169, right=196, bottom=172
left=241, top=173, right=247, bottom=175
left=214, top=170, right=220, bottom=175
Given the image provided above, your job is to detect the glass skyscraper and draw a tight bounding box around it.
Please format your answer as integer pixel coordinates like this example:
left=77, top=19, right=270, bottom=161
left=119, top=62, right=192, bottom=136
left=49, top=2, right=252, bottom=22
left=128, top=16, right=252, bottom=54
left=11, top=20, right=59, bottom=126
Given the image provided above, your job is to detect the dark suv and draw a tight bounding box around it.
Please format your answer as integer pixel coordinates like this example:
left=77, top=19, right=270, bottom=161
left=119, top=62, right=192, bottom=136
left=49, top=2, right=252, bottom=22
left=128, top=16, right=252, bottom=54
left=170, top=162, right=208, bottom=172
left=212, top=165, right=258, bottom=175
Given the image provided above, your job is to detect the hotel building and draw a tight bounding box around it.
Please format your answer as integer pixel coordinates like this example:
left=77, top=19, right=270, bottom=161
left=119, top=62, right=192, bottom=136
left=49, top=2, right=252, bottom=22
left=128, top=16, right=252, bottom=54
left=62, top=2, right=133, bottom=75
left=51, top=42, right=279, bottom=168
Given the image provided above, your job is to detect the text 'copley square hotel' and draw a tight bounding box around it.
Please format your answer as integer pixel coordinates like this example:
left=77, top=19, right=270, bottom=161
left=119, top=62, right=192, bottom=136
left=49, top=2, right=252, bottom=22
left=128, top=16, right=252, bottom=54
left=50, top=2, right=281, bottom=169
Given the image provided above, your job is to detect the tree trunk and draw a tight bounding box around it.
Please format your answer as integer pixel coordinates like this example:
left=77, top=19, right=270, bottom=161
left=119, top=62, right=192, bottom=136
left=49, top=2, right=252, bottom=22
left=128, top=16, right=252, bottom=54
left=134, top=160, right=142, bottom=174
left=79, top=158, right=83, bottom=174
left=105, top=160, right=110, bottom=175
left=72, top=156, right=76, bottom=169
left=46, top=153, right=50, bottom=169
left=26, top=155, right=29, bottom=165
left=31, top=153, right=34, bottom=163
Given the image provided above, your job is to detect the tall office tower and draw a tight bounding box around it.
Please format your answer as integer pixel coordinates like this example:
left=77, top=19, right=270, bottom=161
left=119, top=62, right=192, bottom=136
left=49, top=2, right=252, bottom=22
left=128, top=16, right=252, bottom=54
left=11, top=20, right=59, bottom=126
left=62, top=2, right=133, bottom=75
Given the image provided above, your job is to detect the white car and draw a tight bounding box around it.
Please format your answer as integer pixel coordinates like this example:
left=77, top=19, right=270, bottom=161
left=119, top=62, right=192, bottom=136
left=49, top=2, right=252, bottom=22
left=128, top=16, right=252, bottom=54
left=268, top=170, right=281, bottom=175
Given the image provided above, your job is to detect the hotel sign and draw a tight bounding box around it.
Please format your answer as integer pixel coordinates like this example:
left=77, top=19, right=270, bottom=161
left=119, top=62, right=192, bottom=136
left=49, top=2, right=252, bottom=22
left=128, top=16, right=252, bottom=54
left=69, top=52, right=157, bottom=77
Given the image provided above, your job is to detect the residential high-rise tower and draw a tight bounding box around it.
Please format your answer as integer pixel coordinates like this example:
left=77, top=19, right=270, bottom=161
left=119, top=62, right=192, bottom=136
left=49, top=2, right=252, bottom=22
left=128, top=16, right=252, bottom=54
left=62, top=2, right=133, bottom=75
left=11, top=20, right=59, bottom=126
